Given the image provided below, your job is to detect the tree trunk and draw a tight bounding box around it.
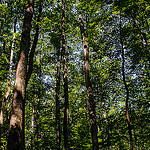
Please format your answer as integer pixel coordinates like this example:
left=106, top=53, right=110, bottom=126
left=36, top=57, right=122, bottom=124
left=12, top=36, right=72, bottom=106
left=35, top=54, right=42, bottom=149
left=131, top=13, right=149, bottom=48
left=31, top=97, right=34, bottom=149
left=0, top=16, right=16, bottom=147
left=103, top=110, right=111, bottom=149
left=26, top=0, right=43, bottom=86
left=62, top=0, right=69, bottom=149
left=79, top=14, right=99, bottom=150
left=56, top=46, right=61, bottom=150
left=7, top=1, right=34, bottom=150
left=120, top=13, right=133, bottom=150
left=34, top=97, right=40, bottom=149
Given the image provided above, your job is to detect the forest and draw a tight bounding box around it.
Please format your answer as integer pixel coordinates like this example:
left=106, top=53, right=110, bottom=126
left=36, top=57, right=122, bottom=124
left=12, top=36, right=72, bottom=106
left=0, top=0, right=150, bottom=149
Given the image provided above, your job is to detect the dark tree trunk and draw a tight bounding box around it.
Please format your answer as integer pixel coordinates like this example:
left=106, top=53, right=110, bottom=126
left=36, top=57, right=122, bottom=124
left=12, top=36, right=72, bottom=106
left=7, top=1, right=34, bottom=150
left=56, top=46, right=61, bottom=150
left=79, top=14, right=99, bottom=150
left=28, top=2, right=42, bottom=148
left=62, top=0, right=69, bottom=149
left=120, top=13, right=133, bottom=150
left=26, top=0, right=42, bottom=85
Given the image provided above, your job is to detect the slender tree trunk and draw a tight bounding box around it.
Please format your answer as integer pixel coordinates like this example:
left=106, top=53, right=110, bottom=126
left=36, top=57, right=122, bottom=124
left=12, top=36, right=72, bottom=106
left=131, top=13, right=149, bottom=48
left=26, top=0, right=42, bottom=85
left=29, top=2, right=43, bottom=149
left=56, top=46, right=61, bottom=150
left=7, top=1, right=34, bottom=150
left=27, top=3, right=42, bottom=147
left=0, top=17, right=16, bottom=128
left=79, top=14, right=99, bottom=150
left=103, top=110, right=111, bottom=149
left=35, top=53, right=41, bottom=149
left=35, top=97, right=40, bottom=148
left=120, top=13, right=133, bottom=150
left=0, top=17, right=16, bottom=146
left=31, top=97, right=34, bottom=149
left=62, top=0, right=69, bottom=149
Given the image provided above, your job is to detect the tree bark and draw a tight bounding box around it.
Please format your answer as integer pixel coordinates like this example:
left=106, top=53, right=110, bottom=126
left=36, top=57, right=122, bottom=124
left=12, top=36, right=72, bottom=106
left=56, top=46, right=61, bottom=150
left=28, top=2, right=42, bottom=147
left=62, top=0, right=69, bottom=149
left=26, top=0, right=42, bottom=86
left=7, top=1, right=34, bottom=150
left=79, top=14, right=99, bottom=150
left=120, top=13, right=133, bottom=150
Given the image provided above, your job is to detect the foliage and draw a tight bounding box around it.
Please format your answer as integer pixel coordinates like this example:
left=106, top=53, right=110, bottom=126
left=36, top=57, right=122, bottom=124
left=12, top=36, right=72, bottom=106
left=0, top=0, right=149, bottom=149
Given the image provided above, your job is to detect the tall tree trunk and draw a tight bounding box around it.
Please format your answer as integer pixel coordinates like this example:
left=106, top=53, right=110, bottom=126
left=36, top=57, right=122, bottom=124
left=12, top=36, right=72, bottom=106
left=27, top=2, right=42, bottom=147
left=26, top=0, right=42, bottom=85
left=0, top=16, right=16, bottom=146
left=7, top=1, right=34, bottom=150
left=56, top=46, right=61, bottom=150
left=120, top=13, right=133, bottom=150
left=79, top=14, right=99, bottom=150
left=62, top=0, right=69, bottom=149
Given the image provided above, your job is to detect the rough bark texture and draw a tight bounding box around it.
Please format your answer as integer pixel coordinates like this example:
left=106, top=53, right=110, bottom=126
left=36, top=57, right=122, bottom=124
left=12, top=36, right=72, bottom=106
left=120, top=15, right=133, bottom=150
left=7, top=1, right=34, bottom=150
left=79, top=14, right=99, bottom=150
left=62, top=0, right=69, bottom=149
left=56, top=47, right=61, bottom=150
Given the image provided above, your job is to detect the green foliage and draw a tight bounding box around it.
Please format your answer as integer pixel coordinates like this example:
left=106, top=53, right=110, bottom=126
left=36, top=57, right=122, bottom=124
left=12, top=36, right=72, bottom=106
left=0, top=0, right=149, bottom=149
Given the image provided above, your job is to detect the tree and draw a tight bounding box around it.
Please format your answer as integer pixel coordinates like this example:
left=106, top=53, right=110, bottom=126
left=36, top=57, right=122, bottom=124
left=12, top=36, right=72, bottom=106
left=120, top=12, right=133, bottom=150
left=55, top=44, right=61, bottom=150
left=0, top=17, right=16, bottom=142
left=79, top=14, right=99, bottom=150
left=62, top=0, right=69, bottom=149
left=54, top=33, right=61, bottom=150
left=7, top=1, right=34, bottom=149
left=0, top=0, right=149, bottom=149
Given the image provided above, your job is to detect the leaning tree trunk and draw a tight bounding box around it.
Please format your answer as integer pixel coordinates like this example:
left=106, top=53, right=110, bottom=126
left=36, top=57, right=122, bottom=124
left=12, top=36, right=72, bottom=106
left=120, top=13, right=133, bottom=150
left=79, top=14, right=99, bottom=150
left=7, top=1, right=34, bottom=150
left=62, top=0, right=69, bottom=149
